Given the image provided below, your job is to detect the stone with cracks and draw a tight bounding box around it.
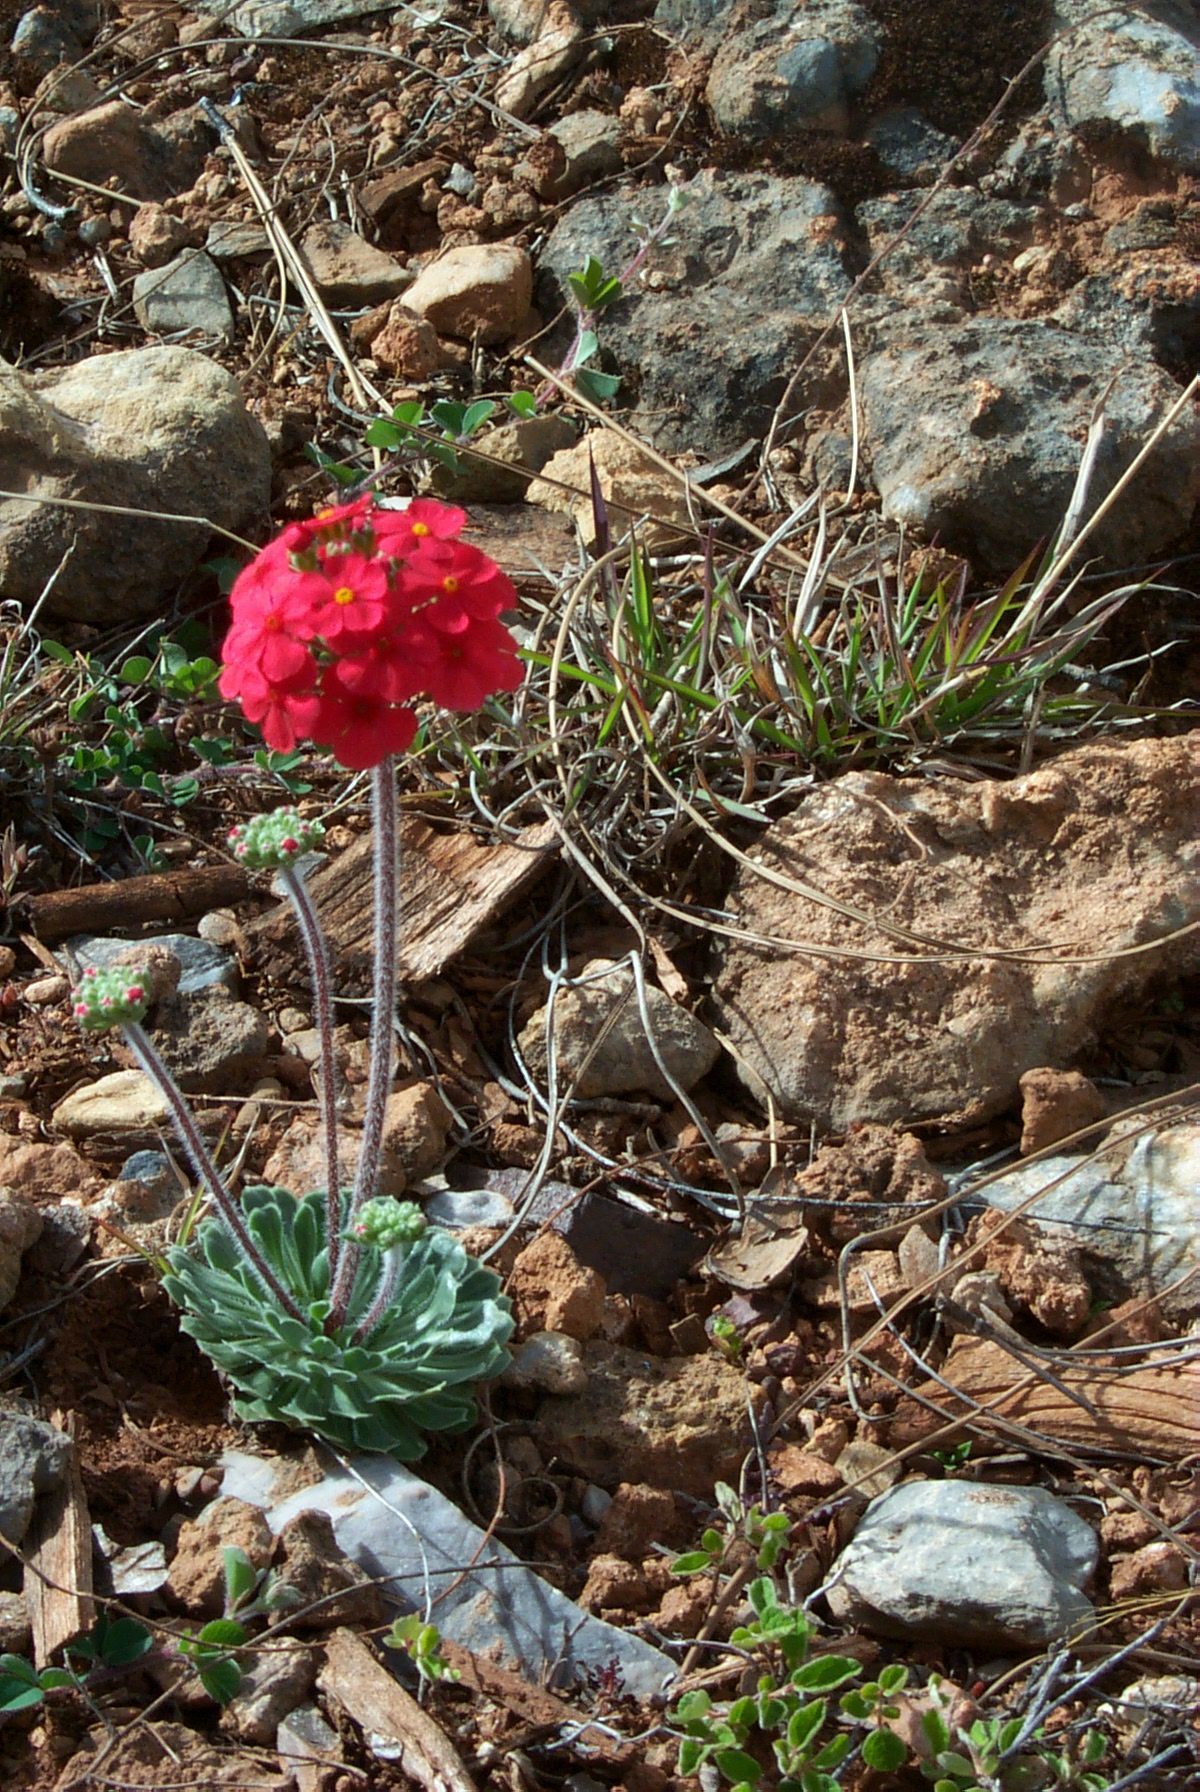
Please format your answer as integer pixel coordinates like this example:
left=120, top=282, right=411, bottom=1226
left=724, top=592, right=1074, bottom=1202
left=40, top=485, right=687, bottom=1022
left=0, top=1412, right=72, bottom=1547
left=1046, top=0, right=1200, bottom=172
left=827, top=1480, right=1098, bottom=1648
left=133, top=248, right=234, bottom=340
left=710, top=737, right=1200, bottom=1132
left=705, top=0, right=880, bottom=142
left=856, top=314, right=1199, bottom=572
left=0, top=346, right=270, bottom=623
left=537, top=172, right=852, bottom=455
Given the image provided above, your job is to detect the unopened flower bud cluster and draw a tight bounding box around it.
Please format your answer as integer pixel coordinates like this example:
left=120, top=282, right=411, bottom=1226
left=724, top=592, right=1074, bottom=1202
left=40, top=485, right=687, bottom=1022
left=73, top=964, right=151, bottom=1031
left=228, top=808, right=326, bottom=871
left=350, top=1198, right=428, bottom=1251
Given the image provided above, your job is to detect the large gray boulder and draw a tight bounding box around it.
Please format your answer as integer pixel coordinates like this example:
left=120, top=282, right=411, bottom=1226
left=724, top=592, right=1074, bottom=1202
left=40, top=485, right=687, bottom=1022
left=537, top=171, right=852, bottom=455
left=856, top=314, right=1199, bottom=570
left=0, top=346, right=270, bottom=622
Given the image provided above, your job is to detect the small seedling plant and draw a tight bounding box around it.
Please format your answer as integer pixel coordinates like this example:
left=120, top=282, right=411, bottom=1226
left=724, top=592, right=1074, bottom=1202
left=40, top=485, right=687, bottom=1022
left=920, top=1695, right=1110, bottom=1792
left=72, top=497, right=517, bottom=1459
left=671, top=1577, right=911, bottom=1791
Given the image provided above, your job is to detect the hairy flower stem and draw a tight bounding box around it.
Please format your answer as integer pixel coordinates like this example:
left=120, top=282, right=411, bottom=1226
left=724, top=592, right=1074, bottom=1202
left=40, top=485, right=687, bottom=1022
left=123, top=1023, right=303, bottom=1320
left=328, top=756, right=399, bottom=1328
left=351, top=1246, right=405, bottom=1346
left=278, top=864, right=342, bottom=1279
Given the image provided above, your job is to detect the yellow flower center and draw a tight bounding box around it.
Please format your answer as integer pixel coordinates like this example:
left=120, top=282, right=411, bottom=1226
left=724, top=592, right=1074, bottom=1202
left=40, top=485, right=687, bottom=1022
left=442, top=576, right=459, bottom=594
left=411, top=521, right=430, bottom=537
left=334, top=586, right=356, bottom=606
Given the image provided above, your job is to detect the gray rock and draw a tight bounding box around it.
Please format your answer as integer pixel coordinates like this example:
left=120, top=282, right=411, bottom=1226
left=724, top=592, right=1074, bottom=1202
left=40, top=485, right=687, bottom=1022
left=151, top=985, right=271, bottom=1095
left=221, top=1646, right=318, bottom=1746
left=857, top=314, right=1199, bottom=570
left=538, top=171, right=852, bottom=454
left=976, top=1122, right=1200, bottom=1323
left=486, top=1170, right=704, bottom=1298
left=865, top=107, right=958, bottom=185
left=0, top=107, right=19, bottom=152
left=855, top=189, right=1042, bottom=303
left=276, top=1705, right=340, bottom=1792
left=205, top=219, right=271, bottom=260
left=43, top=101, right=207, bottom=203
left=221, top=1448, right=676, bottom=1698
left=0, top=1590, right=31, bottom=1654
left=549, top=108, right=624, bottom=193
left=502, top=1330, right=589, bottom=1394
left=709, top=736, right=1200, bottom=1132
left=70, top=933, right=239, bottom=996
left=118, top=1150, right=177, bottom=1198
left=1047, top=0, right=1200, bottom=171
left=827, top=1480, right=1098, bottom=1648
left=706, top=0, right=879, bottom=141
left=133, top=248, right=234, bottom=341
left=93, top=1523, right=169, bottom=1596
left=424, top=1188, right=515, bottom=1229
left=225, top=0, right=397, bottom=33
left=0, top=345, right=270, bottom=623
left=0, top=1412, right=72, bottom=1547
left=11, top=8, right=85, bottom=88
left=518, top=956, right=720, bottom=1101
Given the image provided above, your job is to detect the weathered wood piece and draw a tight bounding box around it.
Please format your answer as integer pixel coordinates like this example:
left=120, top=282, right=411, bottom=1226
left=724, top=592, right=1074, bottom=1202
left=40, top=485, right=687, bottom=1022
left=892, top=1336, right=1200, bottom=1461
left=319, top=1627, right=477, bottom=1792
left=26, top=1412, right=94, bottom=1666
left=24, top=866, right=251, bottom=945
left=246, top=817, right=557, bottom=990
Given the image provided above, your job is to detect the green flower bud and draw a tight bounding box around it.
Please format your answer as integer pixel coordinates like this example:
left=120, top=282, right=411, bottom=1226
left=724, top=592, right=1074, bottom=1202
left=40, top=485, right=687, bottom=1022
left=228, top=808, right=325, bottom=871
left=349, top=1199, right=427, bottom=1252
left=73, top=965, right=151, bottom=1031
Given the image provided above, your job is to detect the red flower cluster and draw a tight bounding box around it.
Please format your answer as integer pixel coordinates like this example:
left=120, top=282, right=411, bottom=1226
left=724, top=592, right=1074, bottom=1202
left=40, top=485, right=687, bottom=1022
left=218, top=497, right=523, bottom=770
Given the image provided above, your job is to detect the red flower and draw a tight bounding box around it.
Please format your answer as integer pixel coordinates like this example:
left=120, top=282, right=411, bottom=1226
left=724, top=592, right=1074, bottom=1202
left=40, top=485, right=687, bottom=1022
left=220, top=498, right=522, bottom=768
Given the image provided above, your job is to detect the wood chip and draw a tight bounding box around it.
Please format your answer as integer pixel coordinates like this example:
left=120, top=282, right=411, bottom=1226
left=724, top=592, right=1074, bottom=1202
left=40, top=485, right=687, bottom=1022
left=318, top=1628, right=477, bottom=1792
left=891, top=1336, right=1200, bottom=1461
left=26, top=1412, right=94, bottom=1667
left=246, top=817, right=557, bottom=991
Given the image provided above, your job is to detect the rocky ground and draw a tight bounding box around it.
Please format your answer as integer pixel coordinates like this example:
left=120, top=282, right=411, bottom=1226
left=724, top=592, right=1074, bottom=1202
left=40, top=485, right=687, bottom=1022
left=0, top=0, right=1198, bottom=1788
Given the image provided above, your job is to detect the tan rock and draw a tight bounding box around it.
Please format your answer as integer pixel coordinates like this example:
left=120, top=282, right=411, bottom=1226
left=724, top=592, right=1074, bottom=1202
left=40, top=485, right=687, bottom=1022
left=42, top=101, right=202, bottom=202
left=526, top=430, right=692, bottom=548
left=129, top=202, right=193, bottom=268
left=52, top=1070, right=170, bottom=1138
left=711, top=737, right=1200, bottom=1130
left=977, top=1212, right=1092, bottom=1338
left=0, top=1189, right=43, bottom=1312
left=654, top=1577, right=710, bottom=1636
left=271, top=1510, right=386, bottom=1632
left=533, top=1341, right=762, bottom=1495
left=578, top=1551, right=656, bottom=1613
left=403, top=243, right=532, bottom=344
left=508, top=1230, right=606, bottom=1340
left=1019, top=1066, right=1107, bottom=1155
left=262, top=1082, right=451, bottom=1195
left=299, top=221, right=409, bottom=306
left=494, top=23, right=586, bottom=119
left=168, top=1497, right=274, bottom=1617
left=1108, top=1542, right=1189, bottom=1600
left=518, top=955, right=720, bottom=1101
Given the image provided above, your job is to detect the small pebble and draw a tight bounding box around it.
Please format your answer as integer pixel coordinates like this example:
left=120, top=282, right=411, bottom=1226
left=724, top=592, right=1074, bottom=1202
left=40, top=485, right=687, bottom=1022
left=78, top=215, right=112, bottom=246
left=0, top=946, right=15, bottom=978
left=581, top=1484, right=612, bottom=1526
left=25, top=974, right=68, bottom=1005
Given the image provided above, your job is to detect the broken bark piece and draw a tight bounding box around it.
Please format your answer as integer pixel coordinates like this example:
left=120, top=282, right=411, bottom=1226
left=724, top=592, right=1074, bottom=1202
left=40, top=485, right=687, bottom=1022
left=25, top=1412, right=94, bottom=1667
left=890, top=1336, right=1200, bottom=1462
left=245, top=817, right=557, bottom=991
left=23, top=866, right=252, bottom=946
left=319, top=1628, right=476, bottom=1792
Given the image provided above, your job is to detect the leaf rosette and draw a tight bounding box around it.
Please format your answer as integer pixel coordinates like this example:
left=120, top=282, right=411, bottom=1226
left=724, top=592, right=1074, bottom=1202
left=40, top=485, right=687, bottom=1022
left=163, top=1186, right=513, bottom=1459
